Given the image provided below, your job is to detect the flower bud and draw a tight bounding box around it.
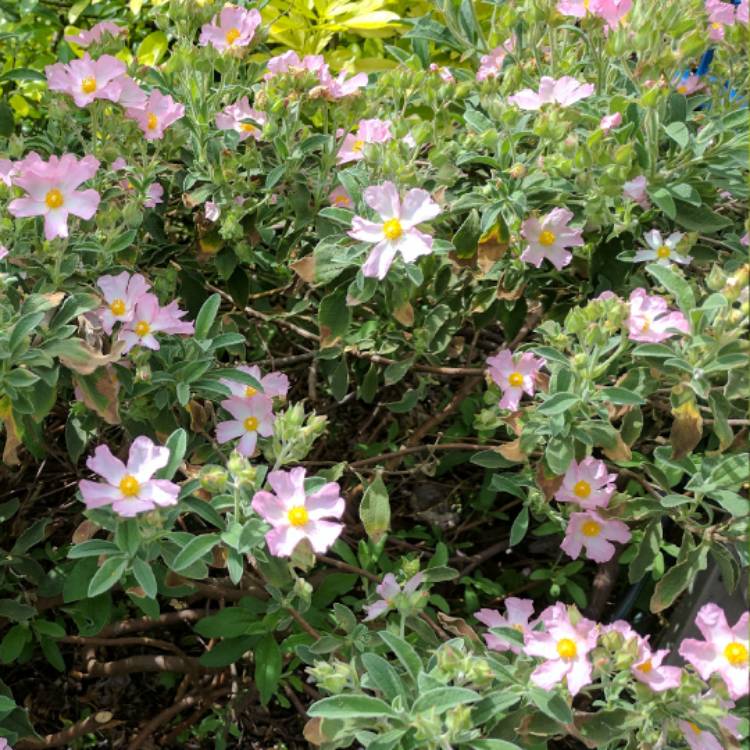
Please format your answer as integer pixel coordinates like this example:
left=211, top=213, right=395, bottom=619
left=509, top=163, right=526, bottom=179
left=199, top=465, right=228, bottom=493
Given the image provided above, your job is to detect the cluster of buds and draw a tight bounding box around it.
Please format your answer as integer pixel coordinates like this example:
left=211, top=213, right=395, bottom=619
left=307, top=659, right=357, bottom=694
left=264, top=403, right=327, bottom=466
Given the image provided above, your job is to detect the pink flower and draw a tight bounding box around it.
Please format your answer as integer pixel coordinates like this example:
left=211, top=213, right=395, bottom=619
left=114, top=75, right=148, bottom=108
left=674, top=73, right=706, bottom=96
left=632, top=645, right=683, bottom=692
left=486, top=349, right=545, bottom=411
left=623, top=175, right=650, bottom=209
left=125, top=90, right=184, bottom=141
left=741, top=232, right=749, bottom=246
left=678, top=604, right=749, bottom=700
left=364, top=572, right=425, bottom=620
left=78, top=436, right=180, bottom=517
left=679, top=721, right=723, bottom=750
left=96, top=271, right=151, bottom=334
left=348, top=181, right=441, bottom=279
left=336, top=118, right=392, bottom=165
left=220, top=364, right=289, bottom=402
left=111, top=157, right=128, bottom=171
left=561, top=510, right=631, bottom=563
left=595, top=0, right=632, bottom=29
left=599, top=112, right=622, bottom=132
left=65, top=22, right=126, bottom=47
left=476, top=38, right=515, bottom=81
left=524, top=603, right=599, bottom=696
left=627, top=288, right=689, bottom=343
left=215, top=96, right=266, bottom=141
left=216, top=396, right=274, bottom=456
left=8, top=152, right=100, bottom=240
left=66, top=22, right=125, bottom=48
left=708, top=20, right=726, bottom=40
left=144, top=182, right=163, bottom=208
left=328, top=186, right=353, bottom=209
left=520, top=207, right=583, bottom=270
left=251, top=467, right=345, bottom=556
left=475, top=598, right=536, bottom=653
left=199, top=5, right=262, bottom=52
left=508, top=76, right=594, bottom=110
left=318, top=69, right=368, bottom=99
left=264, top=51, right=326, bottom=79
left=0, top=245, right=8, bottom=260
left=205, top=201, right=220, bottom=221
left=706, top=0, right=739, bottom=25
left=429, top=63, right=455, bottom=83
left=118, top=293, right=194, bottom=352
left=634, top=229, right=689, bottom=265
left=46, top=53, right=126, bottom=107
left=0, top=158, right=16, bottom=186
left=556, top=0, right=595, bottom=18
left=555, top=457, right=617, bottom=509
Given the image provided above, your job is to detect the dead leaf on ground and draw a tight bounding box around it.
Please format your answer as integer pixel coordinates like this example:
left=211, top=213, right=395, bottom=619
left=670, top=400, right=703, bottom=459
left=291, top=256, right=315, bottom=284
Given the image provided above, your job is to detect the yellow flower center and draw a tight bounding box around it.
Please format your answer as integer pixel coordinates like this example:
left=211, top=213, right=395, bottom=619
left=507, top=371, right=524, bottom=387
left=677, top=85, right=688, bottom=94
left=584, top=0, right=590, bottom=8
left=225, top=27, right=241, bottom=45
left=641, top=318, right=651, bottom=333
left=557, top=638, right=577, bottom=659
left=45, top=188, right=64, bottom=209
left=637, top=659, right=653, bottom=673
left=146, top=113, right=158, bottom=130
left=287, top=505, right=309, bottom=527
left=244, top=386, right=257, bottom=398
left=333, top=195, right=351, bottom=206
left=243, top=416, right=259, bottom=432
left=134, top=320, right=150, bottom=337
left=581, top=520, right=601, bottom=537
left=724, top=641, right=748, bottom=667
left=119, top=474, right=140, bottom=497
left=656, top=245, right=671, bottom=259
left=81, top=76, right=97, bottom=93
left=383, top=218, right=403, bottom=241
left=352, top=139, right=365, bottom=152
left=711, top=22, right=722, bottom=29
left=109, top=298, right=126, bottom=316
left=538, top=230, right=556, bottom=247
left=689, top=723, right=702, bottom=735
left=240, top=122, right=256, bottom=133
left=573, top=480, right=591, bottom=499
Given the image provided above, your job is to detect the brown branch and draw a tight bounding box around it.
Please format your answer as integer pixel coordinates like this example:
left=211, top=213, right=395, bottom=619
left=452, top=538, right=510, bottom=577
left=84, top=654, right=212, bottom=677
left=348, top=442, right=489, bottom=469
left=15, top=712, right=120, bottom=749
left=98, top=609, right=208, bottom=637
left=286, top=607, right=322, bottom=640
left=60, top=635, right=184, bottom=655
left=316, top=554, right=379, bottom=582
left=127, top=687, right=231, bottom=750
left=584, top=553, right=622, bottom=621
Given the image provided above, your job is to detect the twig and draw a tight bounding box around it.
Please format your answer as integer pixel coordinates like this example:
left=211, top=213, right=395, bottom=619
left=286, top=607, right=322, bottom=640
left=283, top=683, right=308, bottom=718
left=98, top=609, right=207, bottom=637
left=60, top=635, right=184, bottom=655
left=15, top=712, right=120, bottom=749
left=85, top=654, right=211, bottom=677
left=584, top=554, right=622, bottom=621
left=316, top=554, right=379, bottom=582
left=452, top=539, right=510, bottom=577
left=348, top=442, right=489, bottom=469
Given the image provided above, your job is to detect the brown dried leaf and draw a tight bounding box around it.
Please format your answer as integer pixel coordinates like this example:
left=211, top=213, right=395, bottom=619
left=393, top=302, right=414, bottom=327
left=74, top=369, right=121, bottom=425
left=72, top=520, right=100, bottom=544
left=436, top=612, right=482, bottom=644
left=303, top=718, right=327, bottom=745
left=535, top=461, right=563, bottom=500
left=291, top=256, right=316, bottom=284
left=212, top=545, right=228, bottom=569
left=188, top=400, right=208, bottom=433
left=59, top=339, right=124, bottom=375
left=497, top=439, right=526, bottom=463
left=670, top=400, right=703, bottom=460
left=603, top=432, right=633, bottom=462
left=477, top=237, right=507, bottom=274
left=1, top=406, right=21, bottom=466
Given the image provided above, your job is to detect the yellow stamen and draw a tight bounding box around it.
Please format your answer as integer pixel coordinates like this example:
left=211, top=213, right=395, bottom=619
left=45, top=188, right=64, bottom=209
left=244, top=386, right=257, bottom=398
left=538, top=230, right=556, bottom=247
left=383, top=218, right=403, bottom=241
left=243, top=416, right=259, bottom=432
left=637, top=659, right=653, bottom=673
left=119, top=474, right=140, bottom=497
left=724, top=641, right=748, bottom=667
left=573, top=480, right=591, bottom=499
left=81, top=76, right=97, bottom=94
left=146, top=113, right=158, bottom=130
left=677, top=85, right=688, bottom=95
left=352, top=139, right=365, bottom=152
left=333, top=195, right=351, bottom=206
left=109, top=299, right=126, bottom=316
left=557, top=638, right=577, bottom=659
left=240, top=122, right=256, bottom=133
left=287, top=506, right=309, bottom=527
left=581, top=520, right=601, bottom=537
left=225, top=27, right=241, bottom=45
left=134, top=320, right=150, bottom=337
left=688, top=723, right=701, bottom=735
left=507, top=371, right=524, bottom=388
left=656, top=245, right=671, bottom=259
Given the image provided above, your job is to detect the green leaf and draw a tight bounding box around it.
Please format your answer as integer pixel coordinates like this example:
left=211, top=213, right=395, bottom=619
left=470, top=741, right=524, bottom=750
left=9, top=312, right=45, bottom=355
left=195, top=608, right=261, bottom=638
left=646, top=263, right=695, bottom=314
left=0, top=624, right=31, bottom=663
left=318, top=291, right=351, bottom=346
left=664, top=122, right=689, bottom=149
left=132, top=558, right=157, bottom=599
left=453, top=209, right=481, bottom=257
left=649, top=188, right=676, bottom=220
left=509, top=506, right=529, bottom=547
left=194, top=293, right=221, bottom=339
left=156, top=428, right=187, bottom=481
left=378, top=631, right=421, bottom=681
left=599, top=387, right=645, bottom=405
left=0, top=68, right=46, bottom=83
left=87, top=555, right=128, bottom=597
left=628, top=520, right=662, bottom=583
left=68, top=540, right=121, bottom=559
left=650, top=546, right=707, bottom=612
left=528, top=687, right=573, bottom=724
left=537, top=392, right=579, bottom=415
left=470, top=451, right=514, bottom=468
left=199, top=636, right=256, bottom=667
left=411, top=686, right=481, bottom=714
left=361, top=653, right=406, bottom=702
left=308, top=695, right=397, bottom=720
left=137, top=30, right=169, bottom=66
left=170, top=534, right=220, bottom=572
left=0, top=599, right=36, bottom=621
left=359, top=472, right=391, bottom=543
left=255, top=633, right=282, bottom=706
left=673, top=201, right=732, bottom=234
